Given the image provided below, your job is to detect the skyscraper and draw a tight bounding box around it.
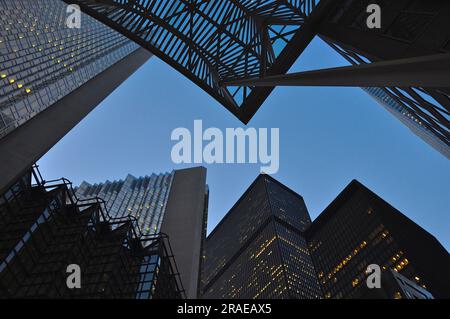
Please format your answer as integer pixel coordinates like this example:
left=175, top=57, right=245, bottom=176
left=0, top=0, right=152, bottom=194
left=363, top=87, right=450, bottom=159
left=306, top=180, right=450, bottom=299
left=0, top=167, right=184, bottom=299
left=75, top=167, right=209, bottom=299
left=318, top=0, right=450, bottom=158
left=202, top=175, right=449, bottom=299
left=75, top=172, right=175, bottom=235
left=201, top=174, right=323, bottom=299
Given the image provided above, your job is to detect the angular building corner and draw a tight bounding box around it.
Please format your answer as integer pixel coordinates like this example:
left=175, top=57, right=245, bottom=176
left=306, top=179, right=450, bottom=299
left=0, top=165, right=208, bottom=299
left=75, top=166, right=209, bottom=299
left=201, top=174, right=322, bottom=299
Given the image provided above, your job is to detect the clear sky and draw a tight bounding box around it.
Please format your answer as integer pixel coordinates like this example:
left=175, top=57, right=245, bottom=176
left=38, top=38, right=450, bottom=251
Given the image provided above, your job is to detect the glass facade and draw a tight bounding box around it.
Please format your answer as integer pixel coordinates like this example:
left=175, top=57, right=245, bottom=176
left=0, top=0, right=139, bottom=138
left=201, top=175, right=322, bottom=299
left=321, top=0, right=450, bottom=159
left=306, top=180, right=450, bottom=299
left=75, top=172, right=174, bottom=235
left=364, top=87, right=450, bottom=159
left=0, top=167, right=183, bottom=299
left=202, top=175, right=449, bottom=299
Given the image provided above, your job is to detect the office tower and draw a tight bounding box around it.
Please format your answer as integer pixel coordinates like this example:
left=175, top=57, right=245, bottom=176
left=0, top=0, right=152, bottom=194
left=202, top=175, right=449, bottom=299
left=362, top=87, right=450, bottom=159
left=201, top=174, right=323, bottom=299
left=0, top=167, right=183, bottom=299
left=306, top=180, right=450, bottom=299
left=75, top=167, right=209, bottom=299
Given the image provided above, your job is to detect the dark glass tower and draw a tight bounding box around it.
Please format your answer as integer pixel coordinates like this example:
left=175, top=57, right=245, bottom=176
left=202, top=175, right=449, bottom=299
left=201, top=174, right=322, bottom=299
left=306, top=180, right=450, bottom=299
left=0, top=0, right=152, bottom=194
left=0, top=167, right=184, bottom=299
left=75, top=172, right=175, bottom=236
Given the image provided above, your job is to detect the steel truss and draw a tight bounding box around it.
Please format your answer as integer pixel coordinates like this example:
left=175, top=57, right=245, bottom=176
left=64, top=0, right=449, bottom=148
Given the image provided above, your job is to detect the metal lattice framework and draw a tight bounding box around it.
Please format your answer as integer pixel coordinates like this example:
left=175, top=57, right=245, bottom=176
left=64, top=0, right=449, bottom=151
left=0, top=165, right=185, bottom=299
left=63, top=0, right=325, bottom=123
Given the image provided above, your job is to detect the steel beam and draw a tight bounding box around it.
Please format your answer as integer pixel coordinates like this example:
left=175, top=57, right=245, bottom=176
left=222, top=53, right=450, bottom=88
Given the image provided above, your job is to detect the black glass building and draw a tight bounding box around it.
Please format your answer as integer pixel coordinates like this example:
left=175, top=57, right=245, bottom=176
left=201, top=174, right=322, bottom=299
left=0, top=167, right=184, bottom=299
left=306, top=180, right=450, bottom=299
left=202, top=175, right=449, bottom=299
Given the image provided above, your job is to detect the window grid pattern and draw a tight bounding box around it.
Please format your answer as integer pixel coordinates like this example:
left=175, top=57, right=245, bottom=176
left=75, top=172, right=174, bottom=235
left=0, top=0, right=139, bottom=138
left=0, top=169, right=183, bottom=299
left=307, top=187, right=421, bottom=299
left=202, top=175, right=322, bottom=299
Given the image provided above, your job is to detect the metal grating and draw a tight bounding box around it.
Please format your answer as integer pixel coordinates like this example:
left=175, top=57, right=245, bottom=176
left=62, top=0, right=323, bottom=123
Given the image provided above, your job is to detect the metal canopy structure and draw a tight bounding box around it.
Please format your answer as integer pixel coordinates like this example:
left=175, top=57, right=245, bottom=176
left=222, top=53, right=450, bottom=88
left=65, top=0, right=450, bottom=149
left=64, top=0, right=329, bottom=123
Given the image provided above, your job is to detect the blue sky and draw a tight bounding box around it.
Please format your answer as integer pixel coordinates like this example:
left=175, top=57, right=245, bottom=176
left=38, top=38, right=450, bottom=251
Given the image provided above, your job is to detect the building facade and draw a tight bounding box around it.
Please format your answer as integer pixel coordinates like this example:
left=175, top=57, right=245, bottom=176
left=0, top=0, right=152, bottom=194
left=75, top=167, right=209, bottom=299
left=306, top=180, right=450, bottom=299
left=0, top=167, right=184, bottom=299
left=363, top=87, right=450, bottom=159
left=75, top=172, right=175, bottom=235
left=202, top=175, right=449, bottom=299
left=201, top=174, right=323, bottom=299
left=320, top=0, right=450, bottom=159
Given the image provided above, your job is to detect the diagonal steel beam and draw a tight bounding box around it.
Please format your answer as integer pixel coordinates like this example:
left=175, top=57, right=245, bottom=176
left=222, top=53, right=450, bottom=88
